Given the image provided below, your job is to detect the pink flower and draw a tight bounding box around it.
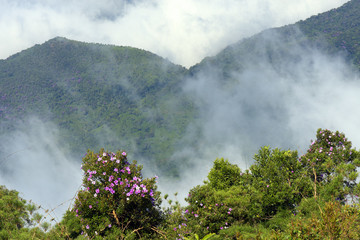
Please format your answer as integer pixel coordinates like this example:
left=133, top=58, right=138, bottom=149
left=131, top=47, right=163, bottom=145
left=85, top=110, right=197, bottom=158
left=122, top=152, right=126, bottom=156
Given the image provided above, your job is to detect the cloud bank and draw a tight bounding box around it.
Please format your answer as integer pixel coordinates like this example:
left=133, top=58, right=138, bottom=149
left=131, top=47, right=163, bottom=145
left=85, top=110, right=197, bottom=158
left=0, top=0, right=349, bottom=67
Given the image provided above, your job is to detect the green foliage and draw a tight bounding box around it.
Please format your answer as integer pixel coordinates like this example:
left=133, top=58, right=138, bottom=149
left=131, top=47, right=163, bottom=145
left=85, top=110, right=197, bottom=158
left=250, top=147, right=313, bottom=218
left=184, top=233, right=215, bottom=240
left=47, top=209, right=82, bottom=239
left=0, top=185, right=48, bottom=239
left=0, top=185, right=29, bottom=231
left=182, top=166, right=262, bottom=237
left=73, top=149, right=163, bottom=239
left=289, top=200, right=360, bottom=239
left=208, top=158, right=241, bottom=190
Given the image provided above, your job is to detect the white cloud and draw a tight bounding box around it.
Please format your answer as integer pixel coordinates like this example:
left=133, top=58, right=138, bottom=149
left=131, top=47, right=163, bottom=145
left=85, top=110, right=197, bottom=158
left=0, top=0, right=350, bottom=67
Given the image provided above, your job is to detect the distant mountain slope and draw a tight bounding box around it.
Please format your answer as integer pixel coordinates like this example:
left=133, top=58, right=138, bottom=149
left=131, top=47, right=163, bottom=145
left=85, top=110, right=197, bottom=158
left=0, top=37, right=194, bottom=174
left=190, top=0, right=360, bottom=78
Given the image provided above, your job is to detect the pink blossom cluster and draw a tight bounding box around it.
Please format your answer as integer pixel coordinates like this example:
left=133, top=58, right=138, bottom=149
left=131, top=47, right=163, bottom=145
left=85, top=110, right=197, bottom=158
left=74, top=150, right=158, bottom=235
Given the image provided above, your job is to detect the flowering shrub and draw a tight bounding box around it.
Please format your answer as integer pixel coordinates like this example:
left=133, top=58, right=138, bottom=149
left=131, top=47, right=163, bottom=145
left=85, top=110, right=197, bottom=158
left=174, top=162, right=258, bottom=238
left=300, top=129, right=360, bottom=201
left=167, top=190, right=235, bottom=239
left=73, top=149, right=163, bottom=238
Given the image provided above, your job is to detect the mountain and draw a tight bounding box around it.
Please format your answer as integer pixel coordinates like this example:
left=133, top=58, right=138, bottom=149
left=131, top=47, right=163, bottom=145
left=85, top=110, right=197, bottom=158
left=0, top=37, right=195, bottom=175
left=1, top=0, right=360, bottom=176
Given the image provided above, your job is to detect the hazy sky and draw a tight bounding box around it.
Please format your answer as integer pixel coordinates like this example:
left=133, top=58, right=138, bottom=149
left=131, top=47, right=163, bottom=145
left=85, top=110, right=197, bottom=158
left=0, top=0, right=350, bottom=67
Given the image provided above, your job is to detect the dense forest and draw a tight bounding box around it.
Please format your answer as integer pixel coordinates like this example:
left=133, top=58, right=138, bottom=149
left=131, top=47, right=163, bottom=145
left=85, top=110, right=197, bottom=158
left=2, top=0, right=360, bottom=239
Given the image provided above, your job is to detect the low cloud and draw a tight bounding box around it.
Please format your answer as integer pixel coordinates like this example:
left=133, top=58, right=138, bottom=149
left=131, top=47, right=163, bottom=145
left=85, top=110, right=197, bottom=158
left=0, top=117, right=82, bottom=221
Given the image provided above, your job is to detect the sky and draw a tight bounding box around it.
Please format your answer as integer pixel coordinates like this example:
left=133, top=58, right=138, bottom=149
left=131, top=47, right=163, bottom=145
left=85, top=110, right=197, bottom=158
left=0, top=0, right=350, bottom=67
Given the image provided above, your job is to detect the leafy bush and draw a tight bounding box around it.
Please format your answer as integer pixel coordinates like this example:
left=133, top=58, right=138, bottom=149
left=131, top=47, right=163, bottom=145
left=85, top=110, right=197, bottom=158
left=250, top=147, right=313, bottom=218
left=207, top=158, right=241, bottom=190
left=182, top=161, right=262, bottom=237
left=289, top=200, right=360, bottom=239
left=0, top=185, right=47, bottom=239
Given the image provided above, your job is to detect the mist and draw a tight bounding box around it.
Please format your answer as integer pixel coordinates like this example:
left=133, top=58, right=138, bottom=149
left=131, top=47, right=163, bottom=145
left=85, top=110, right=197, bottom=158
left=0, top=117, right=82, bottom=222
left=0, top=0, right=349, bottom=67
left=159, top=28, right=360, bottom=203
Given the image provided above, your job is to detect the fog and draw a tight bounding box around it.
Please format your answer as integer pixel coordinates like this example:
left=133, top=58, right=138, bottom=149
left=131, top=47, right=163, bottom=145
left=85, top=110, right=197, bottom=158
left=0, top=117, right=82, bottom=222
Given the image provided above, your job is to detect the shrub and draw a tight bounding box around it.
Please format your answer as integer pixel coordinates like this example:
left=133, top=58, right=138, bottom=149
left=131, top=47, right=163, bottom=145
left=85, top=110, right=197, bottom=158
left=300, top=128, right=360, bottom=201
left=289, top=200, right=360, bottom=239
left=250, top=147, right=312, bottom=218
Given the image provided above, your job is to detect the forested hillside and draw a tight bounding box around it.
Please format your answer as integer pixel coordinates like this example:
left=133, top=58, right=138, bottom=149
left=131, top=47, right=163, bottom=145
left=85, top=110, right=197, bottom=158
left=0, top=38, right=195, bottom=174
